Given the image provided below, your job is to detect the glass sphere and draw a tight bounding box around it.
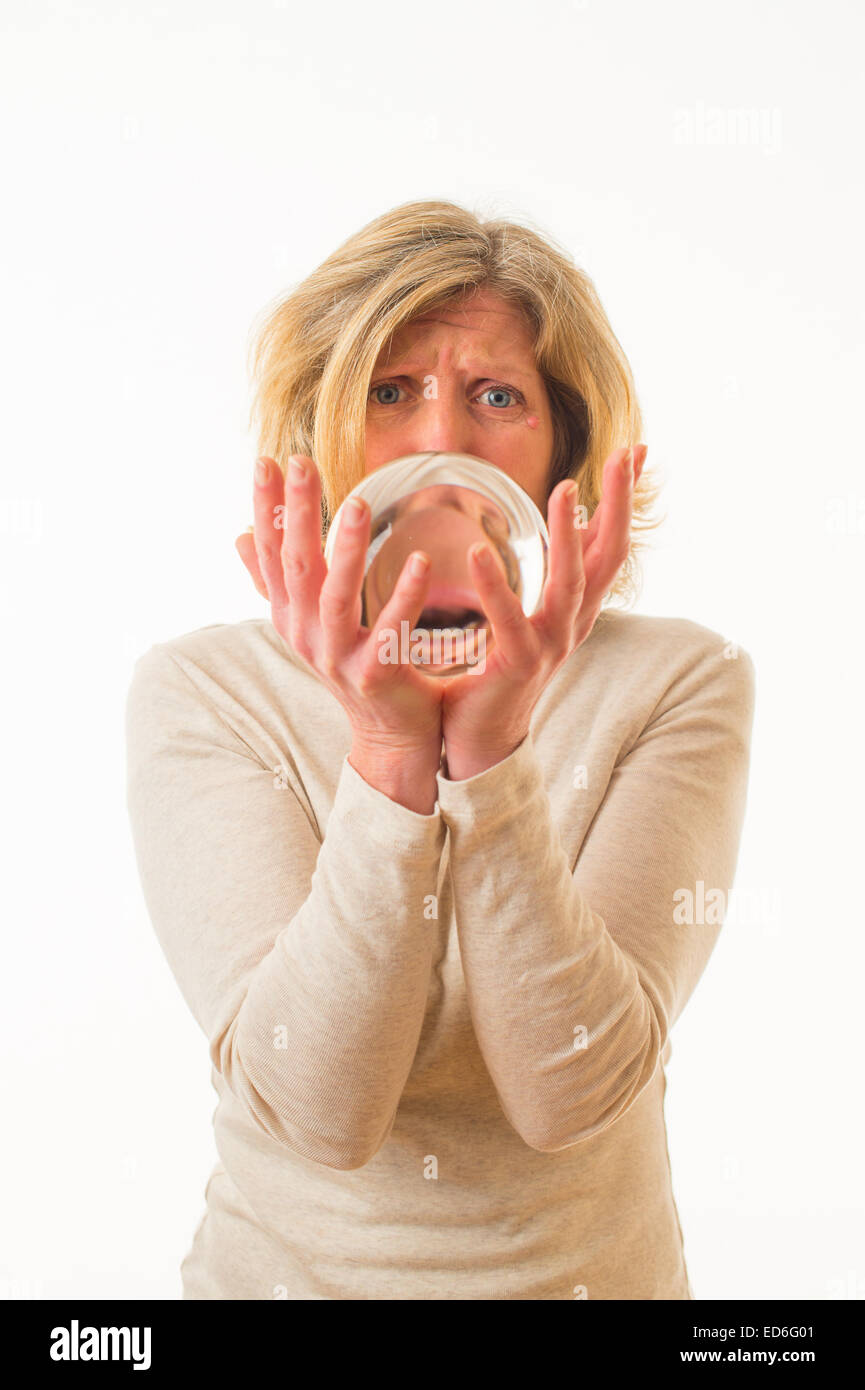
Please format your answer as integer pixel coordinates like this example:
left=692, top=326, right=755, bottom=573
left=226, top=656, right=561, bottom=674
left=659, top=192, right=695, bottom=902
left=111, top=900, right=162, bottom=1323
left=323, top=452, right=550, bottom=676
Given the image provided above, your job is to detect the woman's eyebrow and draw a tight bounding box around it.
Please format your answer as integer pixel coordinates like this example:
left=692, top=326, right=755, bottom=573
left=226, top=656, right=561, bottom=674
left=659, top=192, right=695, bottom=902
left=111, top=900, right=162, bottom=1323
left=372, top=360, right=536, bottom=382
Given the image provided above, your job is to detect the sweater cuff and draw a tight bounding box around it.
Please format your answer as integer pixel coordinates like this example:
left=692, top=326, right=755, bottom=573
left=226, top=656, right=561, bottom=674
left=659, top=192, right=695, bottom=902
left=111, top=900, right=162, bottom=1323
left=435, top=731, right=542, bottom=834
left=331, top=753, right=446, bottom=858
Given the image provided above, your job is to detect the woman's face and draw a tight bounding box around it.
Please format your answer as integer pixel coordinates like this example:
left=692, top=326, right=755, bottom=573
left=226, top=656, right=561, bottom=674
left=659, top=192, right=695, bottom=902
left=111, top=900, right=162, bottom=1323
left=364, top=287, right=554, bottom=513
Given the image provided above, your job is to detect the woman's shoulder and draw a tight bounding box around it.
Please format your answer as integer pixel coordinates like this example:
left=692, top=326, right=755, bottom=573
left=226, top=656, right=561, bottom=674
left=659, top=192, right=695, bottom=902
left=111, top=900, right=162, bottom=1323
left=577, top=607, right=756, bottom=710
left=131, top=616, right=304, bottom=677
left=593, top=606, right=753, bottom=658
left=125, top=617, right=314, bottom=725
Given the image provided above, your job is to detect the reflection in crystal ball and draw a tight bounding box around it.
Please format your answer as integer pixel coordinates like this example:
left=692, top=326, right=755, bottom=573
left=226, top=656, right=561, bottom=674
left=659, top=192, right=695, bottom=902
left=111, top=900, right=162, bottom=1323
left=324, top=453, right=549, bottom=677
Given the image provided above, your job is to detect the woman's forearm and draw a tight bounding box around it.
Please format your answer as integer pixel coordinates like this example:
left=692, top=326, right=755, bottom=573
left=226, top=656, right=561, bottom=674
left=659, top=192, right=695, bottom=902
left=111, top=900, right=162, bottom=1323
left=126, top=644, right=447, bottom=1173
left=435, top=643, right=756, bottom=1153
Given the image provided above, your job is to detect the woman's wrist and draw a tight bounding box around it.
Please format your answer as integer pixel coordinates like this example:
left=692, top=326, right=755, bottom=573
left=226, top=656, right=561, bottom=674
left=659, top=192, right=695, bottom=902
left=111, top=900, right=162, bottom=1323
left=348, top=735, right=442, bottom=815
left=442, top=735, right=526, bottom=782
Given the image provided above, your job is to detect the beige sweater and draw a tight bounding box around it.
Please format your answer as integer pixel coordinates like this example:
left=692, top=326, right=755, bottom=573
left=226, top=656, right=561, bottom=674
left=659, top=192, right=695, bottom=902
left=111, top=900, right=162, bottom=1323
left=125, top=608, right=755, bottom=1300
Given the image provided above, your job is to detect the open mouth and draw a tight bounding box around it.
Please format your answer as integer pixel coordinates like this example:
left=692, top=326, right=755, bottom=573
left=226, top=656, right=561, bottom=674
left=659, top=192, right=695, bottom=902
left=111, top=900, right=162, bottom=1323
left=416, top=606, right=486, bottom=632
left=416, top=583, right=487, bottom=632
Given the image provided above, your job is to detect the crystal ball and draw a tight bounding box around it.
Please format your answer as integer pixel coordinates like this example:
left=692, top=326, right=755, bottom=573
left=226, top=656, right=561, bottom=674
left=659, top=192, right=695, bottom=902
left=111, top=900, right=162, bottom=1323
left=323, top=452, right=550, bottom=676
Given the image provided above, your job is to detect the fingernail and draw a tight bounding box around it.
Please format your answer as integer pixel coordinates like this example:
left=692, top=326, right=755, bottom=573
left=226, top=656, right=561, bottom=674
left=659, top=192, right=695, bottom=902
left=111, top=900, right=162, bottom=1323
left=622, top=447, right=634, bottom=481
left=472, top=544, right=492, bottom=566
left=410, top=552, right=430, bottom=577
left=255, top=458, right=270, bottom=485
left=288, top=457, right=306, bottom=484
left=346, top=496, right=367, bottom=521
left=566, top=481, right=580, bottom=506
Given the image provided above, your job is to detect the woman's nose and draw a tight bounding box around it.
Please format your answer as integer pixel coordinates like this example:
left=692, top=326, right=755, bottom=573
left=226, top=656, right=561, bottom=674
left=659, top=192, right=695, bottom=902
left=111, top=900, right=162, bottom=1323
left=409, top=396, right=476, bottom=457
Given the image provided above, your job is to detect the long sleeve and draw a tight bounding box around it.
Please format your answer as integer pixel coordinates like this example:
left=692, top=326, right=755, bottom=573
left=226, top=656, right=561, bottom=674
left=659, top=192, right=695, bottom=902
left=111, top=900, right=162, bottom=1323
left=435, top=638, right=756, bottom=1154
left=125, top=643, right=445, bottom=1171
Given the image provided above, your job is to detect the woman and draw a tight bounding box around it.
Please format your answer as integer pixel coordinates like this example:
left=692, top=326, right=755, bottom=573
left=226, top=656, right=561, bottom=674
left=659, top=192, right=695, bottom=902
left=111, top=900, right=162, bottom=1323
left=126, top=199, right=756, bottom=1300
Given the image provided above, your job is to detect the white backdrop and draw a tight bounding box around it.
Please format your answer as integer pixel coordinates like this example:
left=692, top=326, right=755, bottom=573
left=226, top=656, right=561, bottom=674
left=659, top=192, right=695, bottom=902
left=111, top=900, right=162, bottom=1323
left=1, top=0, right=862, bottom=1301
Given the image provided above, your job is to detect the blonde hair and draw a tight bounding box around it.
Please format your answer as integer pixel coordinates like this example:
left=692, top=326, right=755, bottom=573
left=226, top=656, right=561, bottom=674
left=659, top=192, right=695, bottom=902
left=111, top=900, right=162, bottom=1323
left=247, top=199, right=663, bottom=609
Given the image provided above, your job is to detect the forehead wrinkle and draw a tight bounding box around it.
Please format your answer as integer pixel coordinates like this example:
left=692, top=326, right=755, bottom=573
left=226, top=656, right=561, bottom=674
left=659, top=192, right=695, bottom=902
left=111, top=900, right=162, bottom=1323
left=378, top=321, right=538, bottom=377
left=387, top=301, right=531, bottom=347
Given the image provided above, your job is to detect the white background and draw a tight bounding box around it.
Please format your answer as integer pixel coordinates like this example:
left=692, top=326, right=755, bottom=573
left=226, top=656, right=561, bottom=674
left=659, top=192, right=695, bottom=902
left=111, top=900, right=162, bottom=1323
left=1, top=0, right=862, bottom=1301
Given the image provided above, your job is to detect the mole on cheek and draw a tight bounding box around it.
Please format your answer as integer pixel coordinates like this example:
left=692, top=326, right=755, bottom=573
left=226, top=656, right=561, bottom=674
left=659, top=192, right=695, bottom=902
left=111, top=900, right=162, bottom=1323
left=526, top=415, right=540, bottom=429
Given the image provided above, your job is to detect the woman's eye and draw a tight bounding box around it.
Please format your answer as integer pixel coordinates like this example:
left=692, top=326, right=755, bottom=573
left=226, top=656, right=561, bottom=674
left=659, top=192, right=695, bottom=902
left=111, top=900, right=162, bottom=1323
left=478, top=385, right=521, bottom=409
left=369, top=380, right=524, bottom=409
left=370, top=382, right=403, bottom=405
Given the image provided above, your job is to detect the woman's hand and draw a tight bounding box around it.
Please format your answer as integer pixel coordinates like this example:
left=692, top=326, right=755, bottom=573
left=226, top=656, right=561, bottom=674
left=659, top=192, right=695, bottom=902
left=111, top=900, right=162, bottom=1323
left=235, top=455, right=445, bottom=814
left=439, top=445, right=648, bottom=781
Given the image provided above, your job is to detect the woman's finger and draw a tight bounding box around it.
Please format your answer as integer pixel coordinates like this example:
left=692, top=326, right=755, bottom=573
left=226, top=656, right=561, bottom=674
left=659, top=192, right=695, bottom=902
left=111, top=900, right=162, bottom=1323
left=253, top=456, right=292, bottom=619
left=540, top=479, right=586, bottom=647
left=235, top=528, right=269, bottom=599
left=581, top=447, right=638, bottom=604
left=575, top=496, right=601, bottom=553
left=278, top=455, right=328, bottom=619
left=572, top=443, right=647, bottom=569
left=468, top=544, right=536, bottom=669
left=318, top=496, right=370, bottom=666
left=369, top=551, right=433, bottom=678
